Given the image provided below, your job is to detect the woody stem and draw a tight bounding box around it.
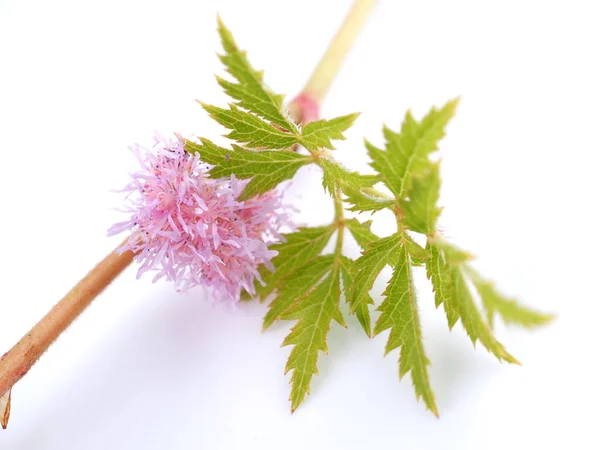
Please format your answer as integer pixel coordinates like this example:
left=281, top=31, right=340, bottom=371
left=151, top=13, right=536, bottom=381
left=0, top=242, right=135, bottom=400
left=0, top=0, right=377, bottom=429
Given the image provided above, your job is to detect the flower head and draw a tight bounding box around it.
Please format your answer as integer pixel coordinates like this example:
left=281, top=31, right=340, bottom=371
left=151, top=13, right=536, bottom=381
left=109, top=134, right=291, bottom=301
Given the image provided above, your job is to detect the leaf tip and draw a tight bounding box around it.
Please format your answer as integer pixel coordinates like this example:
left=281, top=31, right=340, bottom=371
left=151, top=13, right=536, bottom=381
left=197, top=100, right=211, bottom=111
left=424, top=400, right=440, bottom=418
left=261, top=320, right=271, bottom=333
left=238, top=189, right=253, bottom=202
left=505, top=353, right=521, bottom=365
left=348, top=112, right=361, bottom=123
left=539, top=312, right=557, bottom=326
left=216, top=14, right=228, bottom=35
left=359, top=318, right=372, bottom=338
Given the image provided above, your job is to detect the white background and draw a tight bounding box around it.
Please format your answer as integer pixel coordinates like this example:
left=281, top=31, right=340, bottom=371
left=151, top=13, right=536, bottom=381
left=1, top=0, right=599, bottom=448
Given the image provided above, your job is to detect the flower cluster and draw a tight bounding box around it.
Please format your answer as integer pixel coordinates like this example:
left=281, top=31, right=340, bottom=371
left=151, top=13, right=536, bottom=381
left=108, top=135, right=291, bottom=301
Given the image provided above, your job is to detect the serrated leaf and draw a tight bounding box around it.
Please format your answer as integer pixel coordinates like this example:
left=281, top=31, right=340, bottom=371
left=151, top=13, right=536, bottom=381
left=373, top=243, right=438, bottom=416
left=301, top=113, right=359, bottom=151
left=449, top=265, right=519, bottom=364
left=216, top=18, right=296, bottom=132
left=346, top=223, right=427, bottom=265
left=405, top=234, right=429, bottom=266
left=401, top=162, right=442, bottom=235
left=426, top=242, right=459, bottom=329
left=205, top=143, right=309, bottom=182
left=201, top=103, right=298, bottom=149
left=184, top=138, right=229, bottom=163
left=346, top=234, right=403, bottom=335
left=184, top=139, right=311, bottom=200
left=469, top=274, right=554, bottom=329
left=319, top=158, right=378, bottom=199
left=256, top=225, right=336, bottom=301
left=263, top=255, right=335, bottom=330
left=281, top=265, right=346, bottom=412
left=427, top=235, right=473, bottom=265
left=343, top=184, right=395, bottom=212
left=340, top=255, right=371, bottom=336
left=345, top=218, right=379, bottom=250
left=343, top=219, right=379, bottom=336
left=367, top=98, right=458, bottom=200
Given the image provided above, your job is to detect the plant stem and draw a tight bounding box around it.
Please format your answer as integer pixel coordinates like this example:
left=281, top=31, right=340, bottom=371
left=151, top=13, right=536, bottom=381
left=0, top=389, right=10, bottom=429
left=334, top=192, right=346, bottom=261
left=0, top=242, right=135, bottom=401
left=303, top=0, right=376, bottom=102
left=289, top=0, right=377, bottom=123
left=0, top=0, right=377, bottom=429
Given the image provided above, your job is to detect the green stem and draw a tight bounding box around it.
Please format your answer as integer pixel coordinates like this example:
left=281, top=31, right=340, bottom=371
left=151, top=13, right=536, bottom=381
left=289, top=0, right=376, bottom=123
left=334, top=192, right=344, bottom=220
left=334, top=191, right=345, bottom=261
left=395, top=208, right=404, bottom=232
left=302, top=0, right=376, bottom=103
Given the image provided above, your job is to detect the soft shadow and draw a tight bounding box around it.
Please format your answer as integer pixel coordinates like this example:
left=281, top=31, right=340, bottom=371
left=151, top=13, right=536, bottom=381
left=11, top=287, right=219, bottom=449
left=426, top=329, right=501, bottom=412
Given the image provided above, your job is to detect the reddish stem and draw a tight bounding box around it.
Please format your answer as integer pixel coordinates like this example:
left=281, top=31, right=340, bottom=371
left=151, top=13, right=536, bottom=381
left=0, top=242, right=135, bottom=411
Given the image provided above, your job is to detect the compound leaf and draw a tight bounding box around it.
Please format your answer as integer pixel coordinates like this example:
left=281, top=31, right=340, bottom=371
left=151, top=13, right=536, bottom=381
left=374, top=242, right=438, bottom=416
left=216, top=18, right=296, bottom=132
left=301, top=113, right=359, bottom=151
left=367, top=98, right=458, bottom=200
left=281, top=263, right=346, bottom=412
left=185, top=139, right=311, bottom=200
left=201, top=103, right=298, bottom=149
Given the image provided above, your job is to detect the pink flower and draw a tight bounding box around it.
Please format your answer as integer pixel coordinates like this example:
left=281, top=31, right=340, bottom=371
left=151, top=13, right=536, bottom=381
left=109, top=134, right=291, bottom=301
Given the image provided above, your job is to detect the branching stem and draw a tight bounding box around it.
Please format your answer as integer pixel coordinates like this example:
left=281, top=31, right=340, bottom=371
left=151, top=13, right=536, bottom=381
left=0, top=0, right=376, bottom=429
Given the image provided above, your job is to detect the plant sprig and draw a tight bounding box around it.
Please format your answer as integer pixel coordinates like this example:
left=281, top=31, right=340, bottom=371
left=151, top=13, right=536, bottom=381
left=184, top=19, right=554, bottom=415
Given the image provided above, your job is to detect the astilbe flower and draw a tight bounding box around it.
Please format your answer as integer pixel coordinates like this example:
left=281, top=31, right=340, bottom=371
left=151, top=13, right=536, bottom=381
left=108, top=135, right=291, bottom=301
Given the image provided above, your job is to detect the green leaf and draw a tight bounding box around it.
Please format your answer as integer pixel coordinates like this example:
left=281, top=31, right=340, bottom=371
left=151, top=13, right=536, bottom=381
left=340, top=255, right=371, bottom=336
left=343, top=219, right=379, bottom=335
left=425, top=239, right=518, bottom=362
left=427, top=235, right=473, bottom=265
left=366, top=98, right=458, bottom=200
left=281, top=264, right=346, bottom=412
left=215, top=20, right=359, bottom=154
left=405, top=234, right=429, bottom=265
left=319, top=158, right=378, bottom=199
left=343, top=185, right=395, bottom=212
left=346, top=220, right=424, bottom=265
left=425, top=242, right=459, bottom=329
left=184, top=139, right=311, bottom=200
left=216, top=18, right=296, bottom=132
left=449, top=265, right=519, bottom=364
left=301, top=113, right=359, bottom=151
left=468, top=274, right=554, bottom=329
left=255, top=225, right=336, bottom=302
left=346, top=234, right=403, bottom=336
left=263, top=255, right=335, bottom=330
left=201, top=103, right=298, bottom=149
left=345, top=218, right=379, bottom=250
left=401, top=162, right=442, bottom=235
left=184, top=138, right=229, bottom=163
left=373, top=243, right=438, bottom=416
